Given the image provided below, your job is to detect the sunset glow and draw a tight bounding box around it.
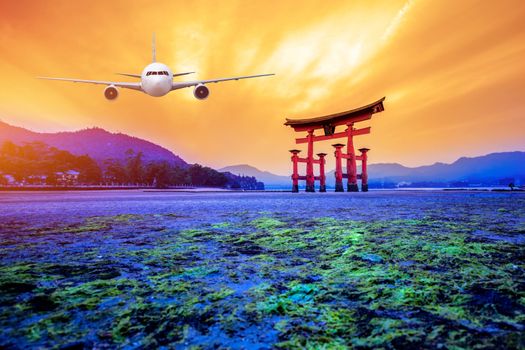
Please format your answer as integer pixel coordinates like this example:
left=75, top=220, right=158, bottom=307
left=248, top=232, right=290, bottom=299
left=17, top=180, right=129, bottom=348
left=1, top=0, right=524, bottom=174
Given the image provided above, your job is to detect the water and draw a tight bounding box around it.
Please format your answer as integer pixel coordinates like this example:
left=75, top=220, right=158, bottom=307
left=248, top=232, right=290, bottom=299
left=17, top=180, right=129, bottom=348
left=1, top=189, right=522, bottom=223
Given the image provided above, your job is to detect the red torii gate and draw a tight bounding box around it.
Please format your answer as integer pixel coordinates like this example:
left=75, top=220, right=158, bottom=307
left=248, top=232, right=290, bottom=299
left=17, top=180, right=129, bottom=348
left=284, top=97, right=385, bottom=192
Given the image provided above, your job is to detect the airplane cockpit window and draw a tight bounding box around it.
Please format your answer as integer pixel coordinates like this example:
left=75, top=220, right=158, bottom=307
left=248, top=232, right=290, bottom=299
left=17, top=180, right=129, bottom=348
left=146, top=71, right=169, bottom=76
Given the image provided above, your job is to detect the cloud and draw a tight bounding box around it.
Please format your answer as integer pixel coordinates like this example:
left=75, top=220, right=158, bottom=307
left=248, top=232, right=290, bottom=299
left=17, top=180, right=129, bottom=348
left=382, top=0, right=415, bottom=43
left=0, top=0, right=524, bottom=174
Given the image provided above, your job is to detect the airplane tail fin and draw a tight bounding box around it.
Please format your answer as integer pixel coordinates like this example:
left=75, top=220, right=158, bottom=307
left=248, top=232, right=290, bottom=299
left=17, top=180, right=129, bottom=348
left=152, top=33, right=156, bottom=62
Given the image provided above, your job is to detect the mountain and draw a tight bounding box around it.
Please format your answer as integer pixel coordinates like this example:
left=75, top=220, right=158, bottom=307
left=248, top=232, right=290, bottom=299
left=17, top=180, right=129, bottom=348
left=0, top=121, right=187, bottom=167
left=225, top=152, right=525, bottom=188
left=218, top=164, right=289, bottom=186
left=366, top=152, right=525, bottom=183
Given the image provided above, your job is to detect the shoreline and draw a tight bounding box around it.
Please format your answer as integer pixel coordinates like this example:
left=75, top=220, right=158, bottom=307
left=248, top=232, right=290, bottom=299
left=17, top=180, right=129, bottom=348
left=0, top=186, right=160, bottom=191
left=0, top=187, right=522, bottom=193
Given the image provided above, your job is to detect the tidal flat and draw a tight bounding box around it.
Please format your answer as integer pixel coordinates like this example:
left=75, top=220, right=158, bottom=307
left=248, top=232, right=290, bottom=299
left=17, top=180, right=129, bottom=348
left=0, top=190, right=524, bottom=349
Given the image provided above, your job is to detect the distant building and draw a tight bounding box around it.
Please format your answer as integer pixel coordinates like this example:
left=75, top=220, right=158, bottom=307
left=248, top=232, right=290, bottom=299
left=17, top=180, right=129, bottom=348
left=56, top=170, right=80, bottom=186
left=1, top=174, right=17, bottom=186
left=26, top=174, right=48, bottom=185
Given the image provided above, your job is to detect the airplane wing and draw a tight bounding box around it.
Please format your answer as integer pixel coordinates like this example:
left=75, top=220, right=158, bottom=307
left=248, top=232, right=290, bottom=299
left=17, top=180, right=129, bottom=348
left=37, top=77, right=142, bottom=91
left=172, top=72, right=195, bottom=77
left=171, top=73, right=274, bottom=90
left=116, top=73, right=142, bottom=78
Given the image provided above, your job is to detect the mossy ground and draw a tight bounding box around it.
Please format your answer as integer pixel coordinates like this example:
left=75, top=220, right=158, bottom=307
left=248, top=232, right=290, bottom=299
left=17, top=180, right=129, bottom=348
left=0, top=191, right=524, bottom=349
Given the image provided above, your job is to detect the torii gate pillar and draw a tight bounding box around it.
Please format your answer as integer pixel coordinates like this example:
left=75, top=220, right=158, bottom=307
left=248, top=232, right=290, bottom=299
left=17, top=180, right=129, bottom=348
left=317, top=153, right=327, bottom=192
left=346, top=123, right=359, bottom=192
left=289, top=149, right=301, bottom=193
left=359, top=148, right=370, bottom=192
left=333, top=144, right=345, bottom=192
left=305, top=130, right=315, bottom=192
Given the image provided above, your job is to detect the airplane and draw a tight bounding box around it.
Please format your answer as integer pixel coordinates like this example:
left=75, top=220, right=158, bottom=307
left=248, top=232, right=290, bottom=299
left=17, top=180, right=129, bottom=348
left=38, top=34, right=274, bottom=101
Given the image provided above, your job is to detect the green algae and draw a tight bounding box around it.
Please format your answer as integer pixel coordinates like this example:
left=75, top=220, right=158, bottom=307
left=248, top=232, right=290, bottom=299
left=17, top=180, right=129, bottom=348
left=250, top=217, right=286, bottom=230
left=25, top=312, right=81, bottom=344
left=51, top=278, right=138, bottom=310
left=207, top=287, right=235, bottom=301
left=0, top=264, right=37, bottom=292
left=211, top=222, right=231, bottom=229
left=110, top=301, right=191, bottom=346
left=1, top=203, right=525, bottom=349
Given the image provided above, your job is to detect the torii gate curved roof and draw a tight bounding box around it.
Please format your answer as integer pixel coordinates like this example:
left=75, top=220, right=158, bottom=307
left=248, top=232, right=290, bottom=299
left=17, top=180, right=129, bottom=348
left=284, top=97, right=385, bottom=131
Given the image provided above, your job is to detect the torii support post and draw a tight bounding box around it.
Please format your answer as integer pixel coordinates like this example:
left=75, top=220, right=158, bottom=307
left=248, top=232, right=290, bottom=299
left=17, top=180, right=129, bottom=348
left=333, top=144, right=345, bottom=192
left=289, top=149, right=301, bottom=193
left=359, top=148, right=370, bottom=192
left=305, top=129, right=315, bottom=192
left=346, top=123, right=359, bottom=192
left=317, top=153, right=327, bottom=192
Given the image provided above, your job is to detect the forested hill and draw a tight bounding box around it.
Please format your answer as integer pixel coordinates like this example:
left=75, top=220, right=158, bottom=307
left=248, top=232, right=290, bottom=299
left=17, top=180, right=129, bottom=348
left=0, top=140, right=263, bottom=189
left=0, top=121, right=186, bottom=167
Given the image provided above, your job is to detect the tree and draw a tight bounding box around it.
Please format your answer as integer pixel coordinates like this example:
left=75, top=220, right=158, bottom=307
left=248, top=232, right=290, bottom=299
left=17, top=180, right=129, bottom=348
left=0, top=141, right=17, bottom=157
left=52, top=149, right=77, bottom=170
left=171, top=166, right=190, bottom=185
left=45, top=172, right=58, bottom=186
left=19, top=143, right=39, bottom=161
left=126, top=150, right=144, bottom=184
left=76, top=155, right=102, bottom=184
left=188, top=164, right=228, bottom=187
left=103, top=159, right=127, bottom=184
left=144, top=161, right=172, bottom=188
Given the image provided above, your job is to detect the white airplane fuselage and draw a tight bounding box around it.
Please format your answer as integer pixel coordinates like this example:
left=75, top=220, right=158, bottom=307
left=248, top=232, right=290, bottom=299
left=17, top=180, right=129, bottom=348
left=141, top=62, right=173, bottom=97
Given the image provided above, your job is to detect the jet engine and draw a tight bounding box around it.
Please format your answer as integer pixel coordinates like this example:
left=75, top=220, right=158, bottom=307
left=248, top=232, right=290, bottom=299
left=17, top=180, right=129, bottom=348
left=193, top=84, right=209, bottom=100
left=104, top=85, right=119, bottom=100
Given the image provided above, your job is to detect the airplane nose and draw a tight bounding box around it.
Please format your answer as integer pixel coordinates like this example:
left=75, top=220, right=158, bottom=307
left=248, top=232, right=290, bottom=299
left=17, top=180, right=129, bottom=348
left=146, top=76, right=170, bottom=96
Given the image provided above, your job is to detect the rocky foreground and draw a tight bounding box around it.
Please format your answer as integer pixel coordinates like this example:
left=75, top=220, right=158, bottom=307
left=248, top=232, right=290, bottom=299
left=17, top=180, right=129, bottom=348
left=0, top=191, right=524, bottom=349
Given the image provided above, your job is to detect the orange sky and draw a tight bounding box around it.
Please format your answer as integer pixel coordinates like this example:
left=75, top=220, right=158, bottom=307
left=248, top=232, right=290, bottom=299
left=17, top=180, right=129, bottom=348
left=1, top=0, right=524, bottom=175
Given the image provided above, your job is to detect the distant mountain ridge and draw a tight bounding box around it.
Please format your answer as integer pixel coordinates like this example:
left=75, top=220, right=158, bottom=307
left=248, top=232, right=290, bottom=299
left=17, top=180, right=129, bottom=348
left=218, top=164, right=289, bottom=186
left=364, top=152, right=525, bottom=183
left=0, top=121, right=187, bottom=167
left=222, top=152, right=525, bottom=187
